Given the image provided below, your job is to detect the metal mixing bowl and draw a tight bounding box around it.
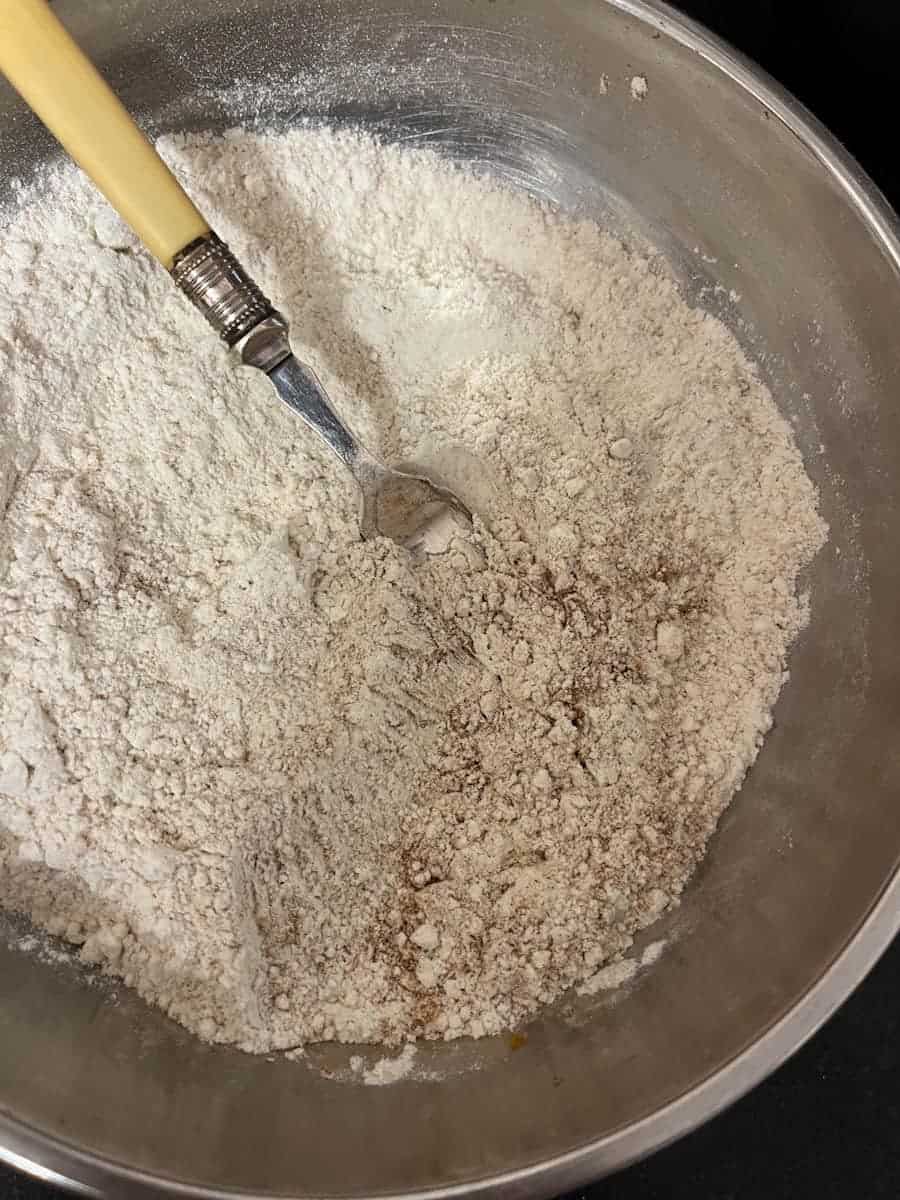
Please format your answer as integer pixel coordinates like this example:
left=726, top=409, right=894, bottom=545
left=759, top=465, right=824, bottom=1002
left=2, top=0, right=900, bottom=1195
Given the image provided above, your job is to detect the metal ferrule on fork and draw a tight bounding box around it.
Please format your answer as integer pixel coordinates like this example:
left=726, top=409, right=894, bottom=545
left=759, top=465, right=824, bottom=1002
left=171, top=232, right=292, bottom=372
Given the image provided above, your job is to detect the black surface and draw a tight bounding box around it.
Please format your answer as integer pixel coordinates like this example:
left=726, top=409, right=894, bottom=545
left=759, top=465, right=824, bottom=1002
left=2, top=2, right=899, bottom=1197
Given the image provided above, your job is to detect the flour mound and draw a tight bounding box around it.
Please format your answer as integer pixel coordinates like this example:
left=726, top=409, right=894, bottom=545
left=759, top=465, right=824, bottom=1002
left=0, top=126, right=825, bottom=1050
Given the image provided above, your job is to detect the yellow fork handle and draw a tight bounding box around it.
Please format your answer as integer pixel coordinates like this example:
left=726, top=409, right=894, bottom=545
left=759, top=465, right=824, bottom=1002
left=0, top=0, right=209, bottom=267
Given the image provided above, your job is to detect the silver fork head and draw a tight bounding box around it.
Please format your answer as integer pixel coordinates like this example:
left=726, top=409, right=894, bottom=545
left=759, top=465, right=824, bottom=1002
left=360, top=464, right=472, bottom=557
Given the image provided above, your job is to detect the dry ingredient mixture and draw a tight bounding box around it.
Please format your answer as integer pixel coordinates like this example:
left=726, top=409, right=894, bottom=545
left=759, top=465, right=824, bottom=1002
left=0, top=126, right=826, bottom=1051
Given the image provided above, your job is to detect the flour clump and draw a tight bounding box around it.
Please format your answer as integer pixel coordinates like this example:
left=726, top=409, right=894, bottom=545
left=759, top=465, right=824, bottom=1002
left=0, top=125, right=826, bottom=1050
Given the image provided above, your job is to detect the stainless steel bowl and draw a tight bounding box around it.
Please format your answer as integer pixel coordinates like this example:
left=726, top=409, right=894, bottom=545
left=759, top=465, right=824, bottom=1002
left=2, top=1, right=899, bottom=1195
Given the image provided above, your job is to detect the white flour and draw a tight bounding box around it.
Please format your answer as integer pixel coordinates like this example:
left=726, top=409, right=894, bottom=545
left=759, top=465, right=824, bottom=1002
left=630, top=75, right=649, bottom=101
left=0, top=125, right=825, bottom=1051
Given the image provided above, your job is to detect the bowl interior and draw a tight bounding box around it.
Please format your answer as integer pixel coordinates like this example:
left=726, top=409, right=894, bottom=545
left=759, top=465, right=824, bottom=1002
left=2, top=1, right=900, bottom=1196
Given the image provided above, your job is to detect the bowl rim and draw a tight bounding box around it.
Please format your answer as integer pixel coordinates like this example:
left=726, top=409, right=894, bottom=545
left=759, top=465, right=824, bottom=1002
left=3, top=0, right=900, bottom=1195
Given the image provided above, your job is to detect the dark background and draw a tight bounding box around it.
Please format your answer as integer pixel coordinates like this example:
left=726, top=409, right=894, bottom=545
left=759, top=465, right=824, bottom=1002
left=3, top=1, right=899, bottom=1197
